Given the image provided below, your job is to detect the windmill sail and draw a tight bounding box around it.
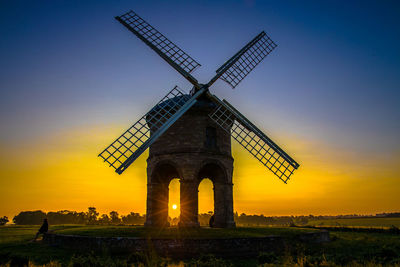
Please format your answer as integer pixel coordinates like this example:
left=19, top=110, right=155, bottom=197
left=116, top=10, right=200, bottom=87
left=208, top=95, right=299, bottom=183
left=209, top=31, right=277, bottom=89
left=99, top=86, right=206, bottom=174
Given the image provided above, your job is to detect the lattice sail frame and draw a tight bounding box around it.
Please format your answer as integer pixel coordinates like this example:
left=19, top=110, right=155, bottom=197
left=105, top=9, right=299, bottom=180
left=219, top=32, right=277, bottom=88
left=116, top=10, right=201, bottom=74
left=209, top=98, right=299, bottom=183
left=99, top=86, right=191, bottom=172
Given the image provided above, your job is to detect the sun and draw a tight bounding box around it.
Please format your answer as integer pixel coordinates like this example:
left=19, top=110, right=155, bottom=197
left=172, top=204, right=177, bottom=210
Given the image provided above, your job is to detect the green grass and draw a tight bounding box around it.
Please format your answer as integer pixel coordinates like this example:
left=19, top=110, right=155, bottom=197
left=1, top=225, right=400, bottom=266
left=0, top=224, right=88, bottom=265
left=308, top=217, right=400, bottom=228
left=316, top=231, right=400, bottom=265
left=54, top=225, right=318, bottom=239
left=0, top=225, right=83, bottom=244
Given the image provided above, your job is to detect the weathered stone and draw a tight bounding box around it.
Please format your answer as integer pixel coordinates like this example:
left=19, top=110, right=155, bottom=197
left=145, top=96, right=235, bottom=228
left=43, top=231, right=330, bottom=258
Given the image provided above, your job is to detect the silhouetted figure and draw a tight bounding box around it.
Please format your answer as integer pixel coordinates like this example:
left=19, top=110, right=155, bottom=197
left=33, top=218, right=48, bottom=241
left=209, top=215, right=215, bottom=228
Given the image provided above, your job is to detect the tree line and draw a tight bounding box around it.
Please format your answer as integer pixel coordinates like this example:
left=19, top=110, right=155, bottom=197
left=4, top=208, right=400, bottom=226
left=10, top=208, right=298, bottom=226
left=12, top=207, right=145, bottom=225
left=0, top=216, right=8, bottom=225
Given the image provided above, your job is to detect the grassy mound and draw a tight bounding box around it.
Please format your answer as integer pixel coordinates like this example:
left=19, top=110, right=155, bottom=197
left=53, top=225, right=318, bottom=239
left=1, top=225, right=400, bottom=266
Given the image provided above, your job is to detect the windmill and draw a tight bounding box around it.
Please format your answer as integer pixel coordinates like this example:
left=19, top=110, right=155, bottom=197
left=99, top=10, right=300, bottom=227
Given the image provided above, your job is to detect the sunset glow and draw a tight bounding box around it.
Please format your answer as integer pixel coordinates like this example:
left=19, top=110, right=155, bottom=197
left=0, top=1, right=399, bottom=221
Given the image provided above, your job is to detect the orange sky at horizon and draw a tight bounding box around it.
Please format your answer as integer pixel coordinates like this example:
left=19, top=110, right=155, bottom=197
left=1, top=1, right=400, bottom=224
left=1, top=122, right=399, bottom=221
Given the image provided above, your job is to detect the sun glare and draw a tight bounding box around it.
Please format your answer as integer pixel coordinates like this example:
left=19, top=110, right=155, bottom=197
left=172, top=204, right=177, bottom=210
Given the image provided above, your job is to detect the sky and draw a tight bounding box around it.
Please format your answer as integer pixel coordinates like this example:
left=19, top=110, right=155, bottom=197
left=0, top=0, right=399, bottom=220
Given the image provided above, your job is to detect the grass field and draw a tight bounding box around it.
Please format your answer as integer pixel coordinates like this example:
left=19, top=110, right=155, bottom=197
left=1, top=225, right=400, bottom=266
left=54, top=225, right=318, bottom=239
left=308, top=217, right=400, bottom=228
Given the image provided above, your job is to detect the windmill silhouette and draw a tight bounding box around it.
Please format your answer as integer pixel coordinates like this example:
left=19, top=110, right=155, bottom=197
left=99, top=10, right=300, bottom=227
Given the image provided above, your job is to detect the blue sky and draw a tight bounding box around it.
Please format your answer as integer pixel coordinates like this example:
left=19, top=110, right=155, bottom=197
left=0, top=0, right=399, bottom=218
left=1, top=0, right=399, bottom=151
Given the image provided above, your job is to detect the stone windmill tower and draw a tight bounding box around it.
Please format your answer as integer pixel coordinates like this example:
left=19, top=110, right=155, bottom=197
left=99, top=10, right=300, bottom=228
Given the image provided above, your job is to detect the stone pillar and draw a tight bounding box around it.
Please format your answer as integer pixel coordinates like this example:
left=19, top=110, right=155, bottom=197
left=145, top=96, right=235, bottom=228
left=214, top=182, right=236, bottom=228
left=178, top=180, right=199, bottom=227
left=145, top=182, right=170, bottom=227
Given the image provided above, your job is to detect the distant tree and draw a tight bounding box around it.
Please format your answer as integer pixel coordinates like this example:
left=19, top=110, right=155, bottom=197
left=0, top=216, right=9, bottom=225
left=121, top=212, right=145, bottom=225
left=233, top=213, right=299, bottom=226
left=47, top=210, right=72, bottom=224
left=98, top=214, right=110, bottom=225
left=76, top=212, right=87, bottom=224
left=170, top=216, right=179, bottom=226
left=46, top=210, right=86, bottom=224
left=109, top=211, right=121, bottom=224
left=198, top=213, right=213, bottom=226
left=13, top=210, right=46, bottom=225
left=86, top=207, right=99, bottom=224
left=295, top=216, right=309, bottom=225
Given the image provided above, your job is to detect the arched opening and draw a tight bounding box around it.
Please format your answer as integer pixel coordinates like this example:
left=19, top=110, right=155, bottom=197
left=168, top=178, right=180, bottom=226
left=146, top=163, right=180, bottom=227
left=198, top=162, right=235, bottom=228
left=198, top=178, right=214, bottom=226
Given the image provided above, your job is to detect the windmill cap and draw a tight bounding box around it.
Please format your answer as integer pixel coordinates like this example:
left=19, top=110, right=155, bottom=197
left=148, top=94, right=217, bottom=116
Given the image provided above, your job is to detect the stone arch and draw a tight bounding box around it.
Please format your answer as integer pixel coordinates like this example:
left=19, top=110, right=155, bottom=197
left=168, top=178, right=181, bottom=225
left=198, top=178, right=214, bottom=224
left=197, top=161, right=235, bottom=228
left=148, top=160, right=182, bottom=184
left=197, top=160, right=229, bottom=185
left=145, top=161, right=180, bottom=227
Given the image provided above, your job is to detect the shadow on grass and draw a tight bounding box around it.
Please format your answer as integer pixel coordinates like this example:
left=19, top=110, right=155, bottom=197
left=1, top=225, right=400, bottom=266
